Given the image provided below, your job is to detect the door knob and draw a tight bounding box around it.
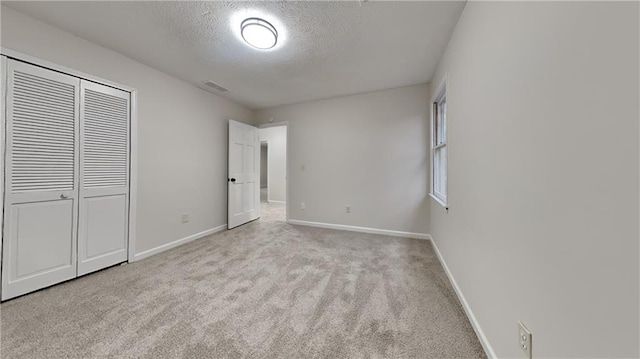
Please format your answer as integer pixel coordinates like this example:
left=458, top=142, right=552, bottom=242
left=60, top=194, right=68, bottom=199
left=229, top=178, right=236, bottom=183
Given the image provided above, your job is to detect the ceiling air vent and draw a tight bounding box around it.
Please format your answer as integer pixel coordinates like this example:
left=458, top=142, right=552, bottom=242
left=202, top=80, right=229, bottom=92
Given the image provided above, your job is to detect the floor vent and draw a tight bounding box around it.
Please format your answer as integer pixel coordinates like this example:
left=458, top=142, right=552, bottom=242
left=202, top=80, right=229, bottom=92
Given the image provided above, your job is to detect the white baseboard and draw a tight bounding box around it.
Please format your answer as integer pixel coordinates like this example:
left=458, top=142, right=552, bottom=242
left=429, top=236, right=497, bottom=359
left=132, top=224, right=227, bottom=261
left=287, top=219, right=430, bottom=240
left=268, top=200, right=286, bottom=205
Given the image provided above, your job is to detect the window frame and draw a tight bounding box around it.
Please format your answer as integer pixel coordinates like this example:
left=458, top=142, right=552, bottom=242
left=430, top=76, right=448, bottom=208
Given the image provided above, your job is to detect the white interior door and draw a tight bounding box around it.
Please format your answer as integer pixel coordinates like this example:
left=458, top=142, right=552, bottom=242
left=2, top=60, right=80, bottom=300
left=77, top=81, right=130, bottom=276
left=228, top=120, right=260, bottom=229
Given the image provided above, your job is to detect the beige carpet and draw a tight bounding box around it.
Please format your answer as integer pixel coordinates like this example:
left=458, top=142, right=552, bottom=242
left=0, top=203, right=485, bottom=358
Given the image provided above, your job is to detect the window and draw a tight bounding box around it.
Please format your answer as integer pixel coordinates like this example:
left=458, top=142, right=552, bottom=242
left=431, top=79, right=447, bottom=206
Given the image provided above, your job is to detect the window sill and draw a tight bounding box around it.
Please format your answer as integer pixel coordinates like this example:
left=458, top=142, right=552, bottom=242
left=429, top=193, right=448, bottom=209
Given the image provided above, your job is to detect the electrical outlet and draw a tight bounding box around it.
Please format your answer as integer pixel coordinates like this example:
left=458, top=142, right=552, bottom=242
left=300, top=202, right=306, bottom=210
left=181, top=213, right=189, bottom=223
left=518, top=321, right=532, bottom=359
left=345, top=206, right=351, bottom=213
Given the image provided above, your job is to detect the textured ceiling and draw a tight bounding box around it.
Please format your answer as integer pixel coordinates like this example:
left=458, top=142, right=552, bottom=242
left=4, top=1, right=465, bottom=109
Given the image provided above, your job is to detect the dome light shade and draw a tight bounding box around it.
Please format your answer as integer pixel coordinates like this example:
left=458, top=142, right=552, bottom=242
left=241, top=18, right=278, bottom=49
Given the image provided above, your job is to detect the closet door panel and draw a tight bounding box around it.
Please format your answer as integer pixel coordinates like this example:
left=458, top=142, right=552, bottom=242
left=83, top=195, right=127, bottom=262
left=2, top=60, right=80, bottom=301
left=12, top=201, right=74, bottom=278
left=77, top=80, right=130, bottom=276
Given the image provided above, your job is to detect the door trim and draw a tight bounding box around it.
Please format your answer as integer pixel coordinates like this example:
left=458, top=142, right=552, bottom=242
left=128, top=90, right=138, bottom=262
left=0, top=49, right=139, bottom=294
left=1, top=48, right=135, bottom=92
left=0, top=55, right=6, bottom=300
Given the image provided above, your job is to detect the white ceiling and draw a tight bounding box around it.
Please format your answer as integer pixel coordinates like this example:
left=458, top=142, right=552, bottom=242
left=5, top=1, right=465, bottom=109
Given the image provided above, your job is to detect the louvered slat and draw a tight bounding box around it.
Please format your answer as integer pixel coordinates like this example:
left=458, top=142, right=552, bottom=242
left=11, top=70, right=76, bottom=193
left=82, top=88, right=128, bottom=189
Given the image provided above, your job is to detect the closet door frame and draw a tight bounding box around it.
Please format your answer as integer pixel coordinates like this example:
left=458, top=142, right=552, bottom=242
left=0, top=48, right=139, bottom=298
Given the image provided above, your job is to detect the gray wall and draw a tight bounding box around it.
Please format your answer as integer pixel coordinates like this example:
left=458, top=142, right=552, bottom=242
left=429, top=2, right=639, bottom=357
left=260, top=144, right=268, bottom=188
left=1, top=6, right=254, bottom=255
left=255, top=84, right=430, bottom=235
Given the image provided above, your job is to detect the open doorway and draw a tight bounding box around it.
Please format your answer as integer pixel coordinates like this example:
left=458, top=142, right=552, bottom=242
left=259, top=125, right=287, bottom=222
left=260, top=142, right=268, bottom=202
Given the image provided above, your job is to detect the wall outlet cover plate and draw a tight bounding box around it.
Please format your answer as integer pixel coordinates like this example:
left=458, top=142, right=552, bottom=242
left=518, top=321, right=532, bottom=359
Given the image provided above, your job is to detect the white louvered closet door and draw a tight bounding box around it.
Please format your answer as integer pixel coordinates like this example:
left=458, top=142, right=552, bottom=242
left=2, top=60, right=80, bottom=300
left=77, top=81, right=130, bottom=276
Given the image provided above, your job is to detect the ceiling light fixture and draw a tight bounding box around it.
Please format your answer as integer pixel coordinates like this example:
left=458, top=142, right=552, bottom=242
left=241, top=17, right=278, bottom=49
